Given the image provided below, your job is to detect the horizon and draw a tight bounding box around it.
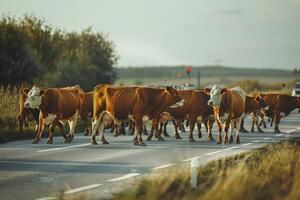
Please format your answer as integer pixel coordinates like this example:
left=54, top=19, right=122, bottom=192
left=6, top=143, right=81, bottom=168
left=1, top=0, right=300, bottom=69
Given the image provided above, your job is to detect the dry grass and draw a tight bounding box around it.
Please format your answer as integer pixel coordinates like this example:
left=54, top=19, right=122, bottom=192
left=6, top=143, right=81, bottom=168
left=112, top=139, right=300, bottom=200
left=0, top=85, right=19, bottom=129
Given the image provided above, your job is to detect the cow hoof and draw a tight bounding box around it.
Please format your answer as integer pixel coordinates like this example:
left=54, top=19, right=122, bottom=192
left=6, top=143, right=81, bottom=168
left=224, top=137, right=228, bottom=144
left=47, top=140, right=53, bottom=144
left=113, top=134, right=118, bottom=137
left=32, top=139, right=40, bottom=144
left=275, top=129, right=281, bottom=133
left=236, top=138, right=240, bottom=144
left=216, top=139, right=222, bottom=144
left=189, top=138, right=196, bottom=142
left=198, top=132, right=202, bottom=138
left=258, top=129, right=264, bottom=133
left=157, top=136, right=165, bottom=141
left=134, top=141, right=146, bottom=146
left=163, top=133, right=170, bottom=137
left=91, top=140, right=98, bottom=145
left=146, top=135, right=153, bottom=141
left=101, top=140, right=109, bottom=144
left=229, top=136, right=233, bottom=144
left=175, top=135, right=182, bottom=139
left=208, top=136, right=215, bottom=141
left=84, top=133, right=89, bottom=136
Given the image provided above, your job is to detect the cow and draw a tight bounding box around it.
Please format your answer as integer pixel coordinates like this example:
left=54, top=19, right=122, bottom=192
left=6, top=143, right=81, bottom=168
left=91, top=85, right=184, bottom=145
left=148, top=89, right=215, bottom=142
left=205, top=85, right=246, bottom=144
left=257, top=94, right=300, bottom=133
left=17, top=87, right=64, bottom=138
left=81, top=91, right=93, bottom=136
left=24, top=85, right=84, bottom=144
left=239, top=93, right=268, bottom=133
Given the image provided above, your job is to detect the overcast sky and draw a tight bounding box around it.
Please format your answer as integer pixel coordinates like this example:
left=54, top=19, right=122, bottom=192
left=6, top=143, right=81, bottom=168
left=1, top=0, right=300, bottom=69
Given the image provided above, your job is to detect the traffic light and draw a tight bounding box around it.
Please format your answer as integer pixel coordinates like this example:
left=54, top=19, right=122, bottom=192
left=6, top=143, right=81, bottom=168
left=185, top=66, right=191, bottom=75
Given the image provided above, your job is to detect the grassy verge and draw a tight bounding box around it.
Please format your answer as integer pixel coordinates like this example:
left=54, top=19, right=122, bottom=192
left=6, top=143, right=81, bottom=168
left=110, top=139, right=300, bottom=200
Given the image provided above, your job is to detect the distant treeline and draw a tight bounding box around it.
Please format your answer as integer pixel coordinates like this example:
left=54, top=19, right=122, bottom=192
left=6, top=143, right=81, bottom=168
left=116, top=66, right=293, bottom=79
left=0, top=15, right=118, bottom=91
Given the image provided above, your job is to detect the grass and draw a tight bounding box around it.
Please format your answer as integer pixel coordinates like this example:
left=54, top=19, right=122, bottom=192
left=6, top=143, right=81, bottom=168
left=111, top=139, right=300, bottom=200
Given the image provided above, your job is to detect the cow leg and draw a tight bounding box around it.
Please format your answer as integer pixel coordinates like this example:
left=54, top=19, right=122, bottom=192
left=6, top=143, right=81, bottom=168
left=161, top=121, right=170, bottom=137
left=120, top=122, right=126, bottom=135
left=207, top=118, right=215, bottom=141
left=188, top=117, right=196, bottom=142
left=153, top=119, right=164, bottom=141
left=134, top=118, right=146, bottom=146
left=234, top=117, right=242, bottom=144
left=197, top=122, right=202, bottom=138
left=47, top=121, right=58, bottom=144
left=81, top=113, right=90, bottom=136
left=32, top=115, right=45, bottom=144
left=255, top=115, right=264, bottom=133
left=180, top=121, right=186, bottom=133
left=146, top=123, right=154, bottom=141
left=274, top=113, right=281, bottom=133
left=229, top=122, right=234, bottom=144
left=251, top=112, right=256, bottom=132
left=91, top=112, right=104, bottom=145
left=172, top=119, right=182, bottom=139
left=216, top=120, right=223, bottom=144
left=239, top=118, right=249, bottom=133
left=270, top=116, right=274, bottom=127
left=143, top=124, right=148, bottom=135
left=17, top=112, right=24, bottom=138
left=224, top=119, right=231, bottom=144
left=57, top=121, right=66, bottom=138
left=185, top=119, right=189, bottom=128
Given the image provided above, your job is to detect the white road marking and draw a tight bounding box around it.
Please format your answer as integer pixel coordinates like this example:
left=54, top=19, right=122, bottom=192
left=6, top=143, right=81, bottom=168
left=64, top=184, right=103, bottom=194
left=182, top=156, right=202, bottom=162
left=252, top=140, right=260, bottom=143
left=37, top=143, right=90, bottom=153
left=275, top=134, right=284, bottom=137
left=205, top=150, right=222, bottom=156
left=224, top=146, right=240, bottom=150
left=287, top=129, right=295, bottom=134
left=152, top=163, right=176, bottom=170
left=241, top=143, right=253, bottom=146
left=35, top=197, right=57, bottom=200
left=263, top=137, right=271, bottom=140
left=107, top=173, right=140, bottom=182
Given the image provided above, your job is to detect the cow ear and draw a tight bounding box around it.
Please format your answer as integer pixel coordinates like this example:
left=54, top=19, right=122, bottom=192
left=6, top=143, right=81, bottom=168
left=221, top=88, right=227, bottom=94
left=40, top=89, right=45, bottom=96
left=204, top=88, right=211, bottom=94
left=22, top=88, right=29, bottom=96
left=166, top=86, right=173, bottom=94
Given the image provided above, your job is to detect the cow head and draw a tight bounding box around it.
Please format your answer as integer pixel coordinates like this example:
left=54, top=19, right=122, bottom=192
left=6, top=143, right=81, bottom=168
left=24, top=86, right=45, bottom=109
left=205, top=84, right=227, bottom=107
left=165, top=86, right=185, bottom=108
left=255, top=94, right=268, bottom=109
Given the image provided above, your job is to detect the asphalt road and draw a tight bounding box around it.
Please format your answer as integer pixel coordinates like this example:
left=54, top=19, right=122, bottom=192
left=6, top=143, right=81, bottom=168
left=0, top=111, right=299, bottom=200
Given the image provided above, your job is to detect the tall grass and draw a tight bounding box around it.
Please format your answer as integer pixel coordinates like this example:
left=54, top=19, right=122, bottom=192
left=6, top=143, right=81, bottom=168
left=0, top=85, right=19, bottom=129
left=112, top=139, right=300, bottom=200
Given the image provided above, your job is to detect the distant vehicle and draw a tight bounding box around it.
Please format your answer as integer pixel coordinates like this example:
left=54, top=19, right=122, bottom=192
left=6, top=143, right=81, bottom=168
left=292, top=82, right=300, bottom=96
left=183, top=83, right=195, bottom=90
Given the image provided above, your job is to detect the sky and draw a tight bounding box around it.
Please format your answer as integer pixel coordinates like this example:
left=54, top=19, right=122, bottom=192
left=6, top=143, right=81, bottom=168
left=1, top=0, right=300, bottom=69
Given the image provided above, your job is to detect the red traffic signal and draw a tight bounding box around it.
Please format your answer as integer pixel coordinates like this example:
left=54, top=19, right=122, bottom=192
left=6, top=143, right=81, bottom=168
left=185, top=66, right=191, bottom=74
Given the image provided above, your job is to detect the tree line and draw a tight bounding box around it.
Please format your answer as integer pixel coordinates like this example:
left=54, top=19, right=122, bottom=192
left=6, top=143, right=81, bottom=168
left=0, top=15, right=119, bottom=91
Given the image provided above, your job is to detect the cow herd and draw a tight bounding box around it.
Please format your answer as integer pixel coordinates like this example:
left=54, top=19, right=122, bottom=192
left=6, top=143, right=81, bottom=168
left=17, top=84, right=300, bottom=146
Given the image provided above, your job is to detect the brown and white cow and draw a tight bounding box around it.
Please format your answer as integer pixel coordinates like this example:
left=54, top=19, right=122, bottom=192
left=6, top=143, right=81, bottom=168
left=239, top=93, right=268, bottom=133
left=17, top=87, right=64, bottom=138
left=149, top=89, right=215, bottom=142
left=257, top=94, right=300, bottom=133
left=24, top=85, right=84, bottom=144
left=205, top=85, right=246, bottom=144
left=91, top=85, right=184, bottom=145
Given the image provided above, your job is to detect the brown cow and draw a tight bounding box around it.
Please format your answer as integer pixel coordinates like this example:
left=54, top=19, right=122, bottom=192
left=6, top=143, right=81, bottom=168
left=239, top=94, right=268, bottom=133
left=81, top=91, right=93, bottom=136
left=91, top=85, right=184, bottom=145
left=17, top=87, right=64, bottom=138
left=257, top=94, right=300, bottom=133
left=24, top=85, right=84, bottom=144
left=148, top=90, right=215, bottom=142
left=205, top=85, right=246, bottom=144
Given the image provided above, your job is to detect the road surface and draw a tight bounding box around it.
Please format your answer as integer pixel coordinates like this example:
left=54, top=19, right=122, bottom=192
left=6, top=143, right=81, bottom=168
left=0, top=112, right=299, bottom=200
